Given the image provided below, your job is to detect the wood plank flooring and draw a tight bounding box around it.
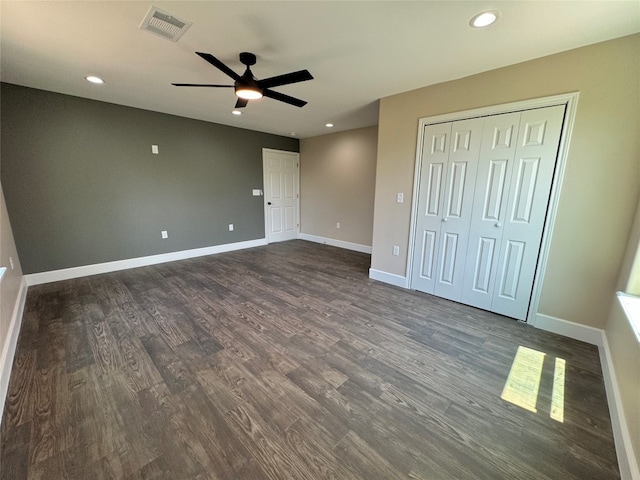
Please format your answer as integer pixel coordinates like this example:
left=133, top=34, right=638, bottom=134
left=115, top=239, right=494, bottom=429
left=1, top=240, right=620, bottom=479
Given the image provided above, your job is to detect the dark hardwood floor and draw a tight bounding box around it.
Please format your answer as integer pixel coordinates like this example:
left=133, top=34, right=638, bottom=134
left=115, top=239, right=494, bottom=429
left=1, top=240, right=619, bottom=479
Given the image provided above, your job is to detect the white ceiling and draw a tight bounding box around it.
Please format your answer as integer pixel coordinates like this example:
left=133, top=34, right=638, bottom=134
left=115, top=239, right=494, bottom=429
left=1, top=1, right=639, bottom=139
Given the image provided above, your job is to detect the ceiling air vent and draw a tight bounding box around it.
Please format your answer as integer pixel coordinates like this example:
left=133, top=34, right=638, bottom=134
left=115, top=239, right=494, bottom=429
left=139, top=6, right=192, bottom=42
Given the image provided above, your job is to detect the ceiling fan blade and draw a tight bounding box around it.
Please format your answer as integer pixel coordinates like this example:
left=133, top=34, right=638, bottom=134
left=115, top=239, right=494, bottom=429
left=235, top=97, right=249, bottom=108
left=263, top=89, right=307, bottom=108
left=195, top=52, right=242, bottom=81
left=172, top=83, right=233, bottom=87
left=258, top=70, right=313, bottom=89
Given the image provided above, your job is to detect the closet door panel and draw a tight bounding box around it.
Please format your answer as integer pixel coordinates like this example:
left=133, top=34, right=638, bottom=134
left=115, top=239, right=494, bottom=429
left=460, top=112, right=521, bottom=310
left=410, top=123, right=451, bottom=293
left=492, top=105, right=566, bottom=319
left=433, top=117, right=484, bottom=301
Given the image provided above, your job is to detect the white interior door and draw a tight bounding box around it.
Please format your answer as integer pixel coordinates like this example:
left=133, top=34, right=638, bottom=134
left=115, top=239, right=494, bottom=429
left=410, top=118, right=484, bottom=300
left=460, top=105, right=565, bottom=320
left=433, top=118, right=484, bottom=301
left=263, top=149, right=299, bottom=243
left=411, top=104, right=567, bottom=321
left=410, top=122, right=451, bottom=293
left=461, top=112, right=522, bottom=311
left=490, top=105, right=566, bottom=319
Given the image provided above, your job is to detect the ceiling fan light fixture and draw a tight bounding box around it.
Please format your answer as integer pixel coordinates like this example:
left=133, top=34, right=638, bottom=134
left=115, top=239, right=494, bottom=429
left=235, top=85, right=263, bottom=100
left=470, top=10, right=499, bottom=28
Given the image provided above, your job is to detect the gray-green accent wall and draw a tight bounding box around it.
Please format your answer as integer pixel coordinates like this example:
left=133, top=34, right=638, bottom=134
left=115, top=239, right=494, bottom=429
left=1, top=83, right=299, bottom=274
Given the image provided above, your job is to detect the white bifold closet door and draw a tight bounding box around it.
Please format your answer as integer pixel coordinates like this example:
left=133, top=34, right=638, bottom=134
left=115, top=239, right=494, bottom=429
left=411, top=105, right=566, bottom=321
left=461, top=105, right=565, bottom=319
left=410, top=117, right=483, bottom=300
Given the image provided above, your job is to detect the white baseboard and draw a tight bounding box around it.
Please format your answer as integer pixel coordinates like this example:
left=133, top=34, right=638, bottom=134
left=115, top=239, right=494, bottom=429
left=25, top=238, right=268, bottom=286
left=368, top=268, right=409, bottom=288
left=0, top=277, right=28, bottom=427
left=600, top=330, right=639, bottom=480
left=533, top=312, right=638, bottom=479
left=298, top=233, right=372, bottom=254
left=531, top=313, right=604, bottom=346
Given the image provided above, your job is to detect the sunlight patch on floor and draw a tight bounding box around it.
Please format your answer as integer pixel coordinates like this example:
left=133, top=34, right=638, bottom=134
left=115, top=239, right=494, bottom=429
left=501, top=346, right=545, bottom=413
left=550, top=357, right=566, bottom=422
left=501, top=345, right=565, bottom=422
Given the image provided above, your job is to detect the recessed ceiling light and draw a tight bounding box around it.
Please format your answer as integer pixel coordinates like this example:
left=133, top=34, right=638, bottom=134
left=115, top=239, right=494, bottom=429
left=232, top=110, right=242, bottom=115
left=290, top=132, right=297, bottom=136
left=470, top=11, right=499, bottom=28
left=85, top=75, right=104, bottom=84
left=325, top=123, right=334, bottom=128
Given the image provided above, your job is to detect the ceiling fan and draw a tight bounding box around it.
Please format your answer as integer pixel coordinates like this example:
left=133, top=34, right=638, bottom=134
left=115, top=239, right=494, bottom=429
left=172, top=51, right=313, bottom=108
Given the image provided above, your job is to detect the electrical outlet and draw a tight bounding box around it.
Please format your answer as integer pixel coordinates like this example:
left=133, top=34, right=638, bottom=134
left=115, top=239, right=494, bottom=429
left=161, top=230, right=168, bottom=239
left=392, top=245, right=400, bottom=256
left=336, top=222, right=341, bottom=229
left=229, top=224, right=234, bottom=231
left=396, top=192, right=404, bottom=203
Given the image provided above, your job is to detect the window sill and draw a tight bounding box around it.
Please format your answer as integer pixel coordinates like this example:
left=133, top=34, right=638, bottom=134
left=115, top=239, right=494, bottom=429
left=616, top=291, right=640, bottom=344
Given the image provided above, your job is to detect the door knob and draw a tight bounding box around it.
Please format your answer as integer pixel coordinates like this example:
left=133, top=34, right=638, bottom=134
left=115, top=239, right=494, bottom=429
left=495, top=222, right=502, bottom=227
left=442, top=218, right=448, bottom=222
left=268, top=202, right=272, bottom=205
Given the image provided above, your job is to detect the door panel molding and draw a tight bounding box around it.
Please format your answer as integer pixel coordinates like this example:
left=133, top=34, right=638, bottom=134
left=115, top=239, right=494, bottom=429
left=407, top=92, right=579, bottom=324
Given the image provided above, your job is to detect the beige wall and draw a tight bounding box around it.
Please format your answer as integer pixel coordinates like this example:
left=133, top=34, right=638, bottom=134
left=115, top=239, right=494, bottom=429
left=300, top=126, right=378, bottom=247
left=605, top=298, right=640, bottom=474
left=607, top=196, right=640, bottom=473
left=1, top=182, right=24, bottom=374
left=372, top=33, right=640, bottom=328
left=621, top=197, right=640, bottom=295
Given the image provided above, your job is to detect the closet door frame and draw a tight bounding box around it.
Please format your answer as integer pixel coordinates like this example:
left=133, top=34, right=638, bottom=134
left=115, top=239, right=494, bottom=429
left=407, top=92, right=579, bottom=325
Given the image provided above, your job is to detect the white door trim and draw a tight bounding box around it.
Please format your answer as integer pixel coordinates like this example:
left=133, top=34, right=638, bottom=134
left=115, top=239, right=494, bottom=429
left=406, top=92, right=580, bottom=324
left=262, top=148, right=300, bottom=243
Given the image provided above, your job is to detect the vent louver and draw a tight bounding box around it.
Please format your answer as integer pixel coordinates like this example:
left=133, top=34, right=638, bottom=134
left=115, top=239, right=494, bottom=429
left=139, top=6, right=192, bottom=42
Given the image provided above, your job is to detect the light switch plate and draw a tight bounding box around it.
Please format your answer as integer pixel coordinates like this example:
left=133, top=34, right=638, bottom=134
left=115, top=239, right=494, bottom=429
left=396, top=192, right=404, bottom=203
left=152, top=145, right=159, bottom=154
left=252, top=189, right=263, bottom=196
